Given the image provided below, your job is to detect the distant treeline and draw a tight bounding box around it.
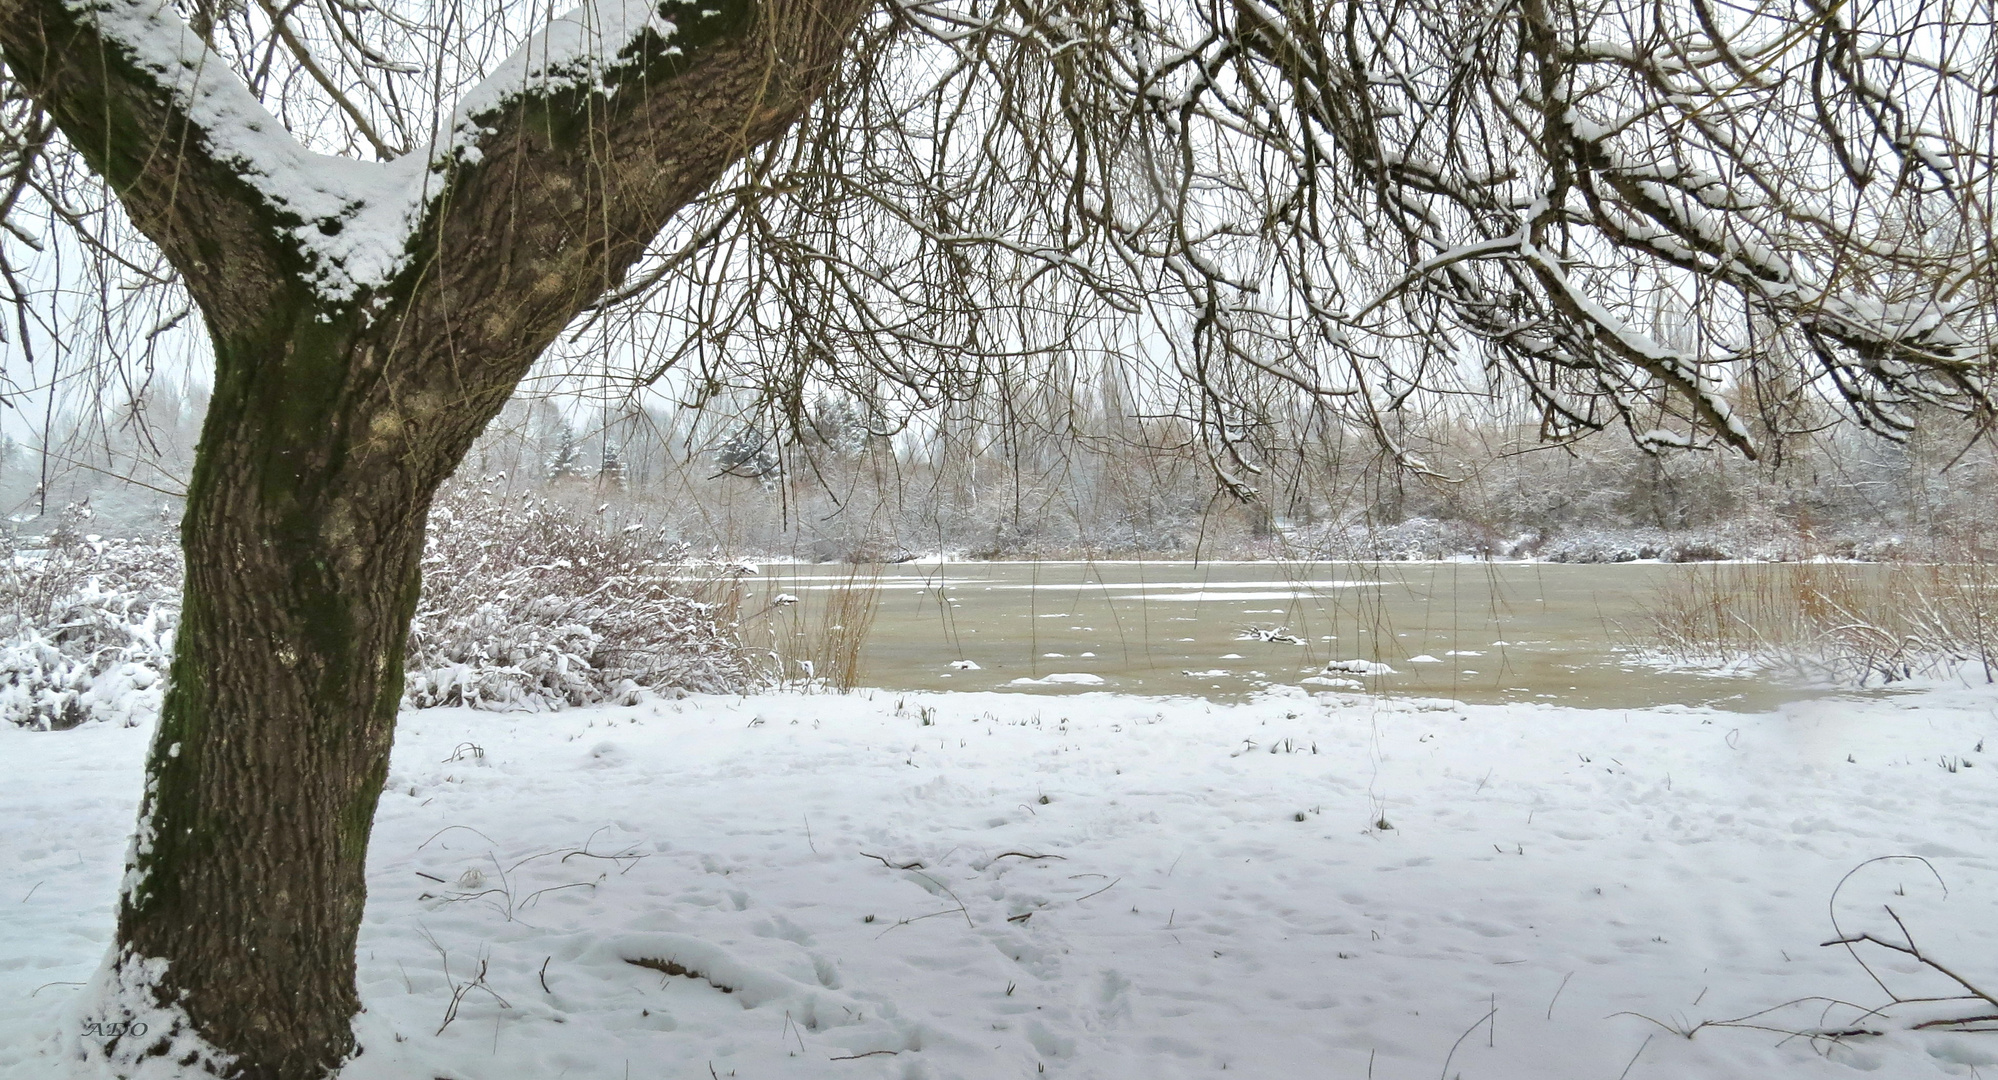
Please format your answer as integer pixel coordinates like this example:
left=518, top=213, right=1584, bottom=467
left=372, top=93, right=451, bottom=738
left=10, top=382, right=1996, bottom=564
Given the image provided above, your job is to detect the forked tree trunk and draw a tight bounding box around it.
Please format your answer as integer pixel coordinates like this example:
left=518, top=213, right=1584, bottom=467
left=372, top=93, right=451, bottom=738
left=0, top=0, right=871, bottom=1071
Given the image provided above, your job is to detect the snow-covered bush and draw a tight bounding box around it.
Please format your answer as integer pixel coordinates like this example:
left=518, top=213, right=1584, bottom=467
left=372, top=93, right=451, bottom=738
left=1281, top=515, right=1502, bottom=561
left=404, top=482, right=750, bottom=710
left=0, top=507, right=179, bottom=730
left=3, top=488, right=753, bottom=728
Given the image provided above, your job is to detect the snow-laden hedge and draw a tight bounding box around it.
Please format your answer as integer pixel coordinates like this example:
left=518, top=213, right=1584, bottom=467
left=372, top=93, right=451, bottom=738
left=3, top=489, right=749, bottom=729
left=0, top=511, right=179, bottom=730
left=404, top=483, right=749, bottom=709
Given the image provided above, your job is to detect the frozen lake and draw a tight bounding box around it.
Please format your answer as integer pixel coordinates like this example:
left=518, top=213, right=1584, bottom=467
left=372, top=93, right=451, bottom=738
left=748, top=561, right=1856, bottom=711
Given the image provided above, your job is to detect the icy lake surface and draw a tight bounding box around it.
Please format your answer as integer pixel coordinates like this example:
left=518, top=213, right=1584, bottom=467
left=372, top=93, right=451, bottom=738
left=753, top=561, right=1850, bottom=711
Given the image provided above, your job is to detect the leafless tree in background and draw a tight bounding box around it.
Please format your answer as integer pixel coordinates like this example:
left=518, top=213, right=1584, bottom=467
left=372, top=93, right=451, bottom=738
left=609, top=0, right=1998, bottom=490
left=0, top=0, right=1994, bottom=1073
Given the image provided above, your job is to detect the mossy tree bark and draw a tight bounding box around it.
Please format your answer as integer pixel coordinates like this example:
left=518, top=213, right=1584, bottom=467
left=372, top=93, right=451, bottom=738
left=0, top=0, right=869, bottom=1074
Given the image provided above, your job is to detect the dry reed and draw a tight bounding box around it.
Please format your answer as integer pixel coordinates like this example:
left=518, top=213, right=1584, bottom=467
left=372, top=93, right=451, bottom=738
left=761, top=565, right=883, bottom=692
left=1643, top=559, right=1998, bottom=685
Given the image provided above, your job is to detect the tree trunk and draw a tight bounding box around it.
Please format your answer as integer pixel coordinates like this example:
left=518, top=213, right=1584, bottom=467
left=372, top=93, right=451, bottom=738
left=104, top=316, right=452, bottom=1076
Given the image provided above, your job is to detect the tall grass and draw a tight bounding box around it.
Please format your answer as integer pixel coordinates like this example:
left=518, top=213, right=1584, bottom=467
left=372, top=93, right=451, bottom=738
left=1644, top=559, right=1998, bottom=684
left=759, top=565, right=883, bottom=692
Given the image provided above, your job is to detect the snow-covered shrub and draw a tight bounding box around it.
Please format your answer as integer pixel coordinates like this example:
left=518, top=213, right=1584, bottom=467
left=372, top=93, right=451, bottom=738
left=1282, top=515, right=1500, bottom=561
left=3, top=489, right=753, bottom=728
left=404, top=483, right=750, bottom=710
left=0, top=508, right=179, bottom=730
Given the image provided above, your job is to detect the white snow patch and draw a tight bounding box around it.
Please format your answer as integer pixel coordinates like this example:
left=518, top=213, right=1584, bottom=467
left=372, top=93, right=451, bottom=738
left=1009, top=673, right=1106, bottom=686
left=65, top=949, right=239, bottom=1078
left=7, top=684, right=1998, bottom=1079
left=1323, top=659, right=1396, bottom=676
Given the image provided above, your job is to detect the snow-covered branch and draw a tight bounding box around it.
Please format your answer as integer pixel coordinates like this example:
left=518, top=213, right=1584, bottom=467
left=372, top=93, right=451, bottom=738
left=21, top=0, right=743, bottom=306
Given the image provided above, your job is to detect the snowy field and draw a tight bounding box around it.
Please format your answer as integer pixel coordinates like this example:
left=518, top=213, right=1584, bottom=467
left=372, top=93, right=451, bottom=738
left=4, top=681, right=1998, bottom=1079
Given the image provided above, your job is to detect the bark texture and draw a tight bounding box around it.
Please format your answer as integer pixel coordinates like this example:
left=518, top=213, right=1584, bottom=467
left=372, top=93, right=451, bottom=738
left=0, top=0, right=870, bottom=1074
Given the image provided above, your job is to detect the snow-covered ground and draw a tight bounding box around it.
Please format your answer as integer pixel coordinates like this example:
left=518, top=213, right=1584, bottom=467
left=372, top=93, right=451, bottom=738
left=4, top=681, right=1997, bottom=1078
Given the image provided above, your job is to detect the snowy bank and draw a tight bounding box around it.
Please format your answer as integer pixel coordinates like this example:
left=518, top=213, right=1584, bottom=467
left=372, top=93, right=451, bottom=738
left=3, top=683, right=1997, bottom=1078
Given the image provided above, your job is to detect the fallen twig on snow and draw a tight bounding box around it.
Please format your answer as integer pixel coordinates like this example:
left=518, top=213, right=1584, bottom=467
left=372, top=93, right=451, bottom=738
left=1821, top=855, right=1998, bottom=1033
left=859, top=851, right=924, bottom=870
